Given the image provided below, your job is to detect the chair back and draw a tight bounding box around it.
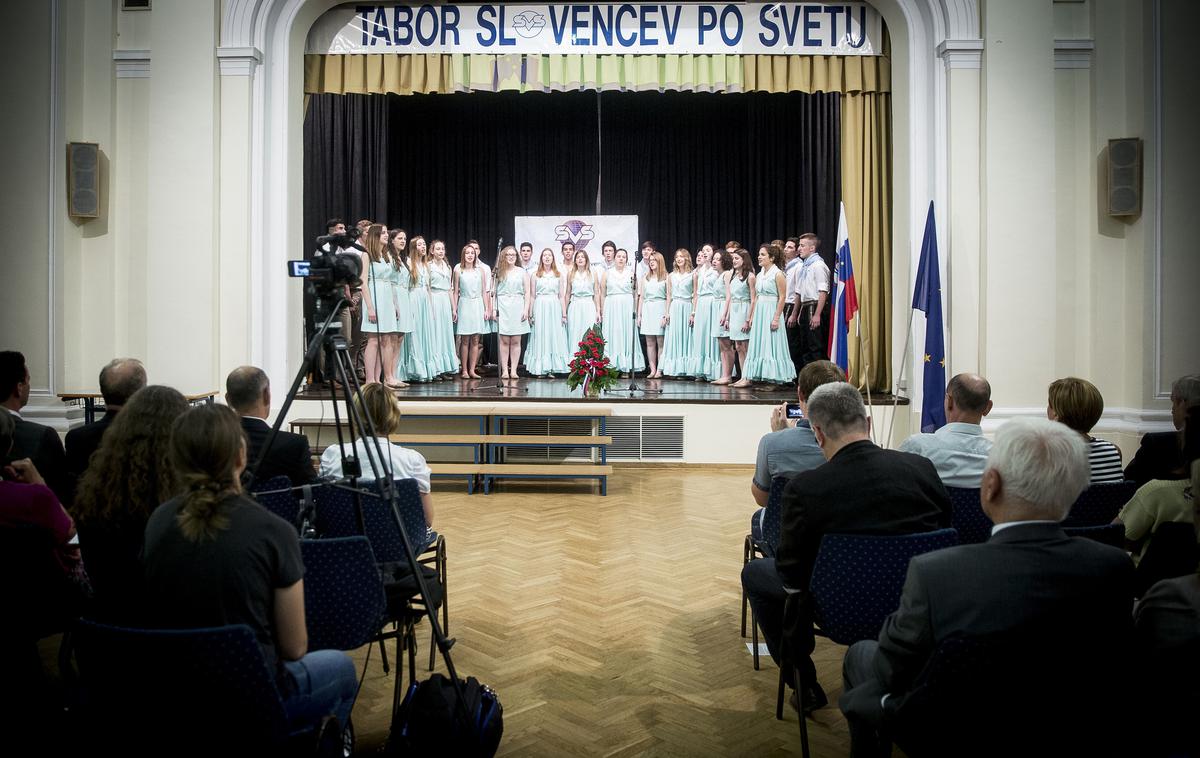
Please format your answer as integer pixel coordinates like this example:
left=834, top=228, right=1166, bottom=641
left=72, top=620, right=290, bottom=747
left=301, top=537, right=387, bottom=651
left=313, top=482, right=363, bottom=538
left=372, top=478, right=434, bottom=556
left=250, top=476, right=301, bottom=530
left=314, top=481, right=432, bottom=561
left=758, top=474, right=793, bottom=555
left=1062, top=480, right=1139, bottom=527
left=810, top=528, right=959, bottom=645
left=945, top=487, right=991, bottom=544
left=1062, top=522, right=1125, bottom=548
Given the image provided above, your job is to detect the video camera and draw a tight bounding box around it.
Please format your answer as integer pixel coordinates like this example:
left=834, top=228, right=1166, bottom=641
left=289, top=234, right=363, bottom=322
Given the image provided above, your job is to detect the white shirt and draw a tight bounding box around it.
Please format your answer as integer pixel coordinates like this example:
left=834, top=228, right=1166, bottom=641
left=898, top=422, right=993, bottom=489
left=319, top=436, right=432, bottom=493
left=790, top=254, right=830, bottom=304
left=784, top=257, right=801, bottom=302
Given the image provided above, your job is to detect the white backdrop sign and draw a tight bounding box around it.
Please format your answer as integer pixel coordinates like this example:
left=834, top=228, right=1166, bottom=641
left=514, top=215, right=639, bottom=266
left=306, top=3, right=883, bottom=56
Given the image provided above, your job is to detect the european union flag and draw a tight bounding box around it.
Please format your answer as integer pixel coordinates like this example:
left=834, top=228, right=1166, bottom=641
left=913, top=201, right=946, bottom=432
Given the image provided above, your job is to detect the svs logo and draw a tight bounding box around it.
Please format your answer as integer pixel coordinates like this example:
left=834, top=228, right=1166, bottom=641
left=554, top=219, right=595, bottom=249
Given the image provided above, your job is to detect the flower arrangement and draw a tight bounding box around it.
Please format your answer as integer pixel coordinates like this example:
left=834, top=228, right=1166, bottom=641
left=567, top=324, right=620, bottom=397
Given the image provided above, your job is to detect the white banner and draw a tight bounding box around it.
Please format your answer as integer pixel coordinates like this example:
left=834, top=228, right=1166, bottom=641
left=514, top=215, right=639, bottom=266
left=306, top=3, right=882, bottom=56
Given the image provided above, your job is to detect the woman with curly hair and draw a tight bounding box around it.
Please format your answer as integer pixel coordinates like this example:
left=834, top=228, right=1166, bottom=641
left=74, top=385, right=188, bottom=621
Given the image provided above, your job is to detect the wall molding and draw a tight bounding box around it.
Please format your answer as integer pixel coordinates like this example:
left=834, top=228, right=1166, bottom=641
left=937, top=39, right=984, bottom=69
left=982, top=406, right=1174, bottom=436
left=1054, top=38, right=1094, bottom=70
left=217, top=46, right=262, bottom=77
left=113, top=49, right=150, bottom=78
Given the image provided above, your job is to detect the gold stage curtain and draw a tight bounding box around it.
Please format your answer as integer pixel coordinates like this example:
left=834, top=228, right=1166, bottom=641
left=840, top=90, right=892, bottom=391
left=304, top=53, right=889, bottom=96
left=304, top=53, right=892, bottom=389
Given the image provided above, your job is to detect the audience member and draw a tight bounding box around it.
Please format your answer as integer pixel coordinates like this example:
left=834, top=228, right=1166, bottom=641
left=1132, top=458, right=1200, bottom=758
left=1115, top=427, right=1197, bottom=562
left=64, top=358, right=146, bottom=492
left=1124, top=374, right=1199, bottom=485
left=1, top=351, right=69, bottom=503
left=762, top=382, right=951, bottom=713
left=142, top=404, right=358, bottom=732
left=840, top=417, right=1135, bottom=757
left=750, top=360, right=846, bottom=507
left=898, top=373, right=993, bottom=488
left=1047, top=376, right=1123, bottom=482
left=73, top=385, right=188, bottom=621
left=225, top=365, right=316, bottom=488
left=319, top=382, right=434, bottom=528
left=0, top=410, right=82, bottom=589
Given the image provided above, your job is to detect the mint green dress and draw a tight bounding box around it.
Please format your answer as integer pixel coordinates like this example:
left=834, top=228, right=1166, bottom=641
left=496, top=270, right=530, bottom=336
left=361, top=259, right=397, bottom=333
left=566, top=272, right=598, bottom=352
left=525, top=273, right=569, bottom=375
left=661, top=271, right=696, bottom=376
left=690, top=267, right=721, bottom=380
left=601, top=267, right=644, bottom=373
left=427, top=263, right=460, bottom=376
left=728, top=274, right=752, bottom=343
left=398, top=266, right=434, bottom=381
left=392, top=261, right=413, bottom=334
left=744, top=265, right=796, bottom=383
left=640, top=277, right=667, bottom=337
left=455, top=267, right=485, bottom=336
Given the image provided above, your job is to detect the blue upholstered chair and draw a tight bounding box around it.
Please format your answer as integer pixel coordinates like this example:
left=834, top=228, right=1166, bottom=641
left=300, top=537, right=387, bottom=653
left=1062, top=480, right=1140, bottom=527
left=250, top=475, right=301, bottom=530
left=71, top=620, right=338, bottom=753
left=946, top=487, right=991, bottom=544
left=780, top=528, right=960, bottom=758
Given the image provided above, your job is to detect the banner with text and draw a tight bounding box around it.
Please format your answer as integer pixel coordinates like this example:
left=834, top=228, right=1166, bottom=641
left=306, top=3, right=883, bottom=56
left=514, top=215, right=640, bottom=266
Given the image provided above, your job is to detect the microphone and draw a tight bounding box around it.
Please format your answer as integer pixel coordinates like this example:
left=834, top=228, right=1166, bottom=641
left=497, top=237, right=504, bottom=255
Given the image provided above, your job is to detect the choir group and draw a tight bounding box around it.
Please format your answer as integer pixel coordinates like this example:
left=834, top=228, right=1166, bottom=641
left=344, top=218, right=801, bottom=389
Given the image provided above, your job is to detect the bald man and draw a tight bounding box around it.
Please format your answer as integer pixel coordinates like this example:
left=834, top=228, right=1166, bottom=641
left=226, top=366, right=316, bottom=487
left=65, top=358, right=147, bottom=492
left=898, top=373, right=994, bottom=488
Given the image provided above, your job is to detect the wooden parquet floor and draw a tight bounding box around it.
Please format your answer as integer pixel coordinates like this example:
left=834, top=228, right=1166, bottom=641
left=347, top=468, right=852, bottom=757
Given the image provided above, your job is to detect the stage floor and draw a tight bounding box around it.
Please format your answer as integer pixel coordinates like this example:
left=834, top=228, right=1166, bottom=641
left=298, top=375, right=907, bottom=407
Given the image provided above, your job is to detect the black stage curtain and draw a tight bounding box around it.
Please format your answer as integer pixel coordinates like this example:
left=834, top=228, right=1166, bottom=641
left=304, top=90, right=840, bottom=268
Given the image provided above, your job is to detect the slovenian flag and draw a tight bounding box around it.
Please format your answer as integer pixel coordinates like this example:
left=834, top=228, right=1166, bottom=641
left=828, top=203, right=859, bottom=381
left=913, top=201, right=946, bottom=432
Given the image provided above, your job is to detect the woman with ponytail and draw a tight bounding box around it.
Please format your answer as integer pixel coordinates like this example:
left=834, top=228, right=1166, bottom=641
left=142, top=404, right=357, bottom=732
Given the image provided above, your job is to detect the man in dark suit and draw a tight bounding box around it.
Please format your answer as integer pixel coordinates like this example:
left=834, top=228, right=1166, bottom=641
left=64, top=358, right=147, bottom=491
left=1, top=351, right=69, bottom=504
left=226, top=365, right=316, bottom=488
left=772, top=382, right=951, bottom=712
left=840, top=417, right=1136, bottom=757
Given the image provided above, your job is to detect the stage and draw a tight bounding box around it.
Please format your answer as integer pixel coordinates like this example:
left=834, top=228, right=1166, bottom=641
left=297, top=374, right=907, bottom=407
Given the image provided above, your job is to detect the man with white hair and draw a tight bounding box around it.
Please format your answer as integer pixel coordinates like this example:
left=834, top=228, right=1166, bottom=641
left=839, top=417, right=1135, bottom=757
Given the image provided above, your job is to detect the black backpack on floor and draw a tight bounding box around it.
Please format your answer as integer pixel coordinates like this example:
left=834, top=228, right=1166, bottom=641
left=388, top=674, right=502, bottom=757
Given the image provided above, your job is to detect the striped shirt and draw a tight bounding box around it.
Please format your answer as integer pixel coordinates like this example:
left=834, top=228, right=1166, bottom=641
left=1087, top=438, right=1124, bottom=483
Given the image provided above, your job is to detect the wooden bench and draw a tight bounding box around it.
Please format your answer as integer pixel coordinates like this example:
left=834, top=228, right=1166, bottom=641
left=290, top=404, right=614, bottom=495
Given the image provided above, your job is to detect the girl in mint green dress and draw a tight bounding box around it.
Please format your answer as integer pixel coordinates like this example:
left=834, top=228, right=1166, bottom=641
left=727, top=248, right=757, bottom=388
left=565, top=250, right=601, bottom=355
left=743, top=244, right=796, bottom=386
left=359, top=225, right=400, bottom=388
left=710, top=249, right=736, bottom=384
left=453, top=245, right=488, bottom=379
left=638, top=251, right=668, bottom=378
left=689, top=245, right=720, bottom=381
left=600, top=250, right=645, bottom=375
left=426, top=241, right=460, bottom=379
left=661, top=249, right=696, bottom=377
left=398, top=237, right=435, bottom=382
left=494, top=246, right=532, bottom=379
left=525, top=249, right=569, bottom=376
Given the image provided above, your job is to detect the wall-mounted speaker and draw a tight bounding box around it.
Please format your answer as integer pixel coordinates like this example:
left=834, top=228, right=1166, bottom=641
left=67, top=141, right=100, bottom=219
left=1106, top=137, right=1142, bottom=217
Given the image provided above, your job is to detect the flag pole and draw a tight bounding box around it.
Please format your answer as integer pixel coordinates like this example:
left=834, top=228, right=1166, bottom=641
left=884, top=307, right=916, bottom=449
